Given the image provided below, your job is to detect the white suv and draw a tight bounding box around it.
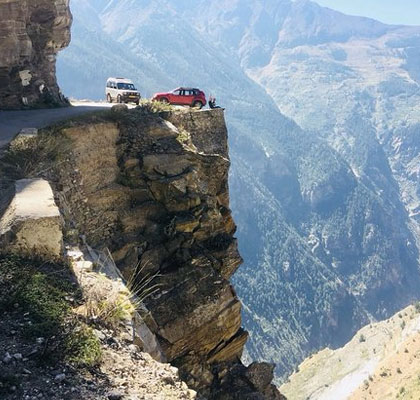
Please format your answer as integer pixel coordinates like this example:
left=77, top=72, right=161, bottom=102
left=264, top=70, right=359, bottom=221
left=106, top=77, right=140, bottom=105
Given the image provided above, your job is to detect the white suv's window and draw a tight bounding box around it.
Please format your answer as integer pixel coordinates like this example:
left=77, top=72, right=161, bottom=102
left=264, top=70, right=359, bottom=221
left=117, top=83, right=136, bottom=90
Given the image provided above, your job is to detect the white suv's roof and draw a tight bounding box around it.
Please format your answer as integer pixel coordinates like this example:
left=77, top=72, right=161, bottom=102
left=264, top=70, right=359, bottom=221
left=107, top=77, right=134, bottom=84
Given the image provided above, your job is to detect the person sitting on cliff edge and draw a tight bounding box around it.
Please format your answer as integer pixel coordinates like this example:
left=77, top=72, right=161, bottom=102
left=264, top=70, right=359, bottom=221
left=209, top=95, right=221, bottom=109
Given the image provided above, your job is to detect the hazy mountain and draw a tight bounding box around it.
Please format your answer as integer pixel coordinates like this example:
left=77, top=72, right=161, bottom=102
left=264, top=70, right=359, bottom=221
left=281, top=304, right=420, bottom=400
left=57, top=0, right=420, bottom=380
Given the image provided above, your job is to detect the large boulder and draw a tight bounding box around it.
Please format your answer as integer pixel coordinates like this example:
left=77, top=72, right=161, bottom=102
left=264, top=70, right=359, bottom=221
left=0, top=178, right=63, bottom=257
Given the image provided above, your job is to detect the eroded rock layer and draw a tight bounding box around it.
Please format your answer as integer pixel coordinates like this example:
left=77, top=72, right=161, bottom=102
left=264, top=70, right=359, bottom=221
left=0, top=0, right=71, bottom=109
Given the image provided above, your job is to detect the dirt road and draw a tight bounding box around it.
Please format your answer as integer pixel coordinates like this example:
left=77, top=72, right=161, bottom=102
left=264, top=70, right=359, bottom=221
left=0, top=101, right=121, bottom=148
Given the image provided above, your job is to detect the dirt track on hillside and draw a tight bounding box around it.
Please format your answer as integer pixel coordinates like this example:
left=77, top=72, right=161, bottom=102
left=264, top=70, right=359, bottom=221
left=0, top=102, right=114, bottom=148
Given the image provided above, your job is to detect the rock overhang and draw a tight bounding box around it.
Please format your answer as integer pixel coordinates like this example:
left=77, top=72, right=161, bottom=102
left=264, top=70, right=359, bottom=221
left=0, top=0, right=72, bottom=109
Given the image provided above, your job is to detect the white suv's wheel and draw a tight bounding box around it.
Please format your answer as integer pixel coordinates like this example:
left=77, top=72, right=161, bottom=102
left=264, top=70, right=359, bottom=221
left=107, top=94, right=112, bottom=103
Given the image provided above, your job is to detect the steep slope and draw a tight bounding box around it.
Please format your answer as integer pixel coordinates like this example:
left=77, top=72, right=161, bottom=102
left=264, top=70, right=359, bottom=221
left=192, top=0, right=420, bottom=261
left=242, top=7, right=420, bottom=264
left=280, top=304, right=420, bottom=400
left=57, top=0, right=420, bottom=382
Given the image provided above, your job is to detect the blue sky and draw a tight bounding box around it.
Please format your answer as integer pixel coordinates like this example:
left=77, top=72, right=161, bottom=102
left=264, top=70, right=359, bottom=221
left=313, top=0, right=420, bottom=26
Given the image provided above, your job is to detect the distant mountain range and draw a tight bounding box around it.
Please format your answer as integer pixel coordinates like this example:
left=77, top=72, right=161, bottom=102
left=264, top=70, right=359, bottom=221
left=57, top=0, right=420, bottom=381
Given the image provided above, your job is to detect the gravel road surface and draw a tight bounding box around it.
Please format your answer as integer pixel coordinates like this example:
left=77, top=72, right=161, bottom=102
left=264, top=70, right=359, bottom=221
left=0, top=101, right=117, bottom=148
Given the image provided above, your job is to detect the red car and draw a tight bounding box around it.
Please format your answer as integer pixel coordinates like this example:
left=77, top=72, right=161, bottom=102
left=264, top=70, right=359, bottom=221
left=152, top=87, right=207, bottom=109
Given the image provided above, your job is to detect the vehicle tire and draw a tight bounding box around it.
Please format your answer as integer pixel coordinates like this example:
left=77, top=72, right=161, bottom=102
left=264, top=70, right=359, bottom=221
left=160, top=98, right=169, bottom=104
left=193, top=101, right=203, bottom=109
left=117, top=95, right=122, bottom=103
left=107, top=94, right=112, bottom=103
left=135, top=100, right=139, bottom=106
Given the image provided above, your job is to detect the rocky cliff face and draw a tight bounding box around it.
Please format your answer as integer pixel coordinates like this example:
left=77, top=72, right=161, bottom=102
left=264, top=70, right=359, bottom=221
left=54, top=109, right=246, bottom=390
left=0, top=0, right=71, bottom=109
left=0, top=106, right=283, bottom=399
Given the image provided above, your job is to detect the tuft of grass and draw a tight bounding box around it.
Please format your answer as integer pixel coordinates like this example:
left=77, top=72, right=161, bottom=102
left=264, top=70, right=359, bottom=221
left=176, top=128, right=190, bottom=146
left=0, top=128, right=72, bottom=182
left=81, top=252, right=161, bottom=331
left=137, top=98, right=174, bottom=113
left=83, top=288, right=136, bottom=330
left=65, top=325, right=102, bottom=367
left=19, top=272, right=71, bottom=338
left=175, top=128, right=197, bottom=152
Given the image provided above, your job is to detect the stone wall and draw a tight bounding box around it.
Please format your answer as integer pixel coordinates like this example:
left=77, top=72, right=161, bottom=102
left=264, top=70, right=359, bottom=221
left=0, top=0, right=71, bottom=109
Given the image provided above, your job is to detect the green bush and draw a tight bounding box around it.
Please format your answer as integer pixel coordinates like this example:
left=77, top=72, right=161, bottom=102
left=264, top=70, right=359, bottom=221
left=0, top=255, right=71, bottom=336
left=136, top=98, right=174, bottom=113
left=0, top=254, right=101, bottom=366
left=65, top=325, right=102, bottom=367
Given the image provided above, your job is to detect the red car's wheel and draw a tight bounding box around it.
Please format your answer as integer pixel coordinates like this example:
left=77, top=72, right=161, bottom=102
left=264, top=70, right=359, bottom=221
left=160, top=98, right=169, bottom=104
left=193, top=101, right=203, bottom=109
